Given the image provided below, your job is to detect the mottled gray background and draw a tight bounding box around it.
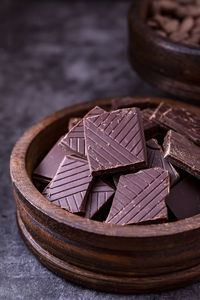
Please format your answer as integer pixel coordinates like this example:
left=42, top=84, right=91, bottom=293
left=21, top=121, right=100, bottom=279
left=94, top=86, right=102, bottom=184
left=1, top=0, right=200, bottom=299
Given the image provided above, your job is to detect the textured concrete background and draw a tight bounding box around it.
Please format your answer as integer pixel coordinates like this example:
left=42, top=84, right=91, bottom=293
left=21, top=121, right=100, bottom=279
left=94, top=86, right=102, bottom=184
left=1, top=0, right=200, bottom=299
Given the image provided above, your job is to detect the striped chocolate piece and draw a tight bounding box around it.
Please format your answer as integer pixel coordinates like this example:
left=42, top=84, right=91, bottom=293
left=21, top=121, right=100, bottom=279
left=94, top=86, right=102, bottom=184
left=147, top=138, right=179, bottom=186
left=59, top=106, right=105, bottom=158
left=84, top=108, right=147, bottom=176
left=85, top=179, right=115, bottom=219
left=163, top=130, right=200, bottom=180
left=105, top=168, right=169, bottom=225
left=150, top=102, right=200, bottom=145
left=150, top=102, right=171, bottom=128
left=43, top=156, right=93, bottom=214
left=68, top=117, right=81, bottom=131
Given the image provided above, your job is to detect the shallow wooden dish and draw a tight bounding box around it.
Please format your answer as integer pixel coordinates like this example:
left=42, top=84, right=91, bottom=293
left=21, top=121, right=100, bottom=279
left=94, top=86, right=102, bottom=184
left=10, top=97, right=200, bottom=294
left=128, top=0, right=200, bottom=103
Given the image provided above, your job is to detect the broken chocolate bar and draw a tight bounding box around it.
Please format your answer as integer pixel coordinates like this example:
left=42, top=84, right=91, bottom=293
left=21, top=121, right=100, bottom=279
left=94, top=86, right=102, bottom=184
left=163, top=130, right=200, bottom=180
left=150, top=102, right=171, bottom=126
left=34, top=136, right=65, bottom=180
left=150, top=102, right=200, bottom=145
left=142, top=108, right=161, bottom=139
left=166, top=176, right=200, bottom=220
left=59, top=106, right=105, bottom=158
left=84, top=179, right=115, bottom=219
left=68, top=117, right=81, bottom=131
left=43, top=156, right=93, bottom=214
left=147, top=138, right=179, bottom=186
left=111, top=97, right=158, bottom=110
left=84, top=108, right=147, bottom=176
left=105, top=167, right=169, bottom=225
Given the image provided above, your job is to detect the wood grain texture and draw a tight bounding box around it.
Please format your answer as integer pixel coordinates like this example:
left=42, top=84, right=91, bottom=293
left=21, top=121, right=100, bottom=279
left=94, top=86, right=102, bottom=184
left=10, top=96, right=200, bottom=294
left=128, top=0, right=200, bottom=102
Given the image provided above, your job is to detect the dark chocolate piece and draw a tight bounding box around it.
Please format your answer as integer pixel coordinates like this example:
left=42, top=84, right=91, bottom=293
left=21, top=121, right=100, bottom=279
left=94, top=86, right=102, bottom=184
left=166, top=176, right=200, bottom=220
left=33, top=136, right=65, bottom=180
left=163, top=130, right=200, bottom=180
left=105, top=168, right=169, bottom=225
left=84, top=108, right=147, bottom=176
left=43, top=156, right=93, bottom=214
left=85, top=179, right=115, bottom=219
left=142, top=108, right=161, bottom=139
left=59, top=106, right=105, bottom=158
left=142, top=108, right=155, bottom=119
left=151, top=102, right=200, bottom=145
left=113, top=175, right=120, bottom=188
left=147, top=138, right=180, bottom=186
left=150, top=102, right=171, bottom=128
left=111, top=97, right=158, bottom=111
left=68, top=117, right=81, bottom=131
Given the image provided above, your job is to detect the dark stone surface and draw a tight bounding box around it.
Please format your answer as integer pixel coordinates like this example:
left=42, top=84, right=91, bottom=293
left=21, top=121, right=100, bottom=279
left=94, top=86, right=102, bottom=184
left=1, top=0, right=200, bottom=299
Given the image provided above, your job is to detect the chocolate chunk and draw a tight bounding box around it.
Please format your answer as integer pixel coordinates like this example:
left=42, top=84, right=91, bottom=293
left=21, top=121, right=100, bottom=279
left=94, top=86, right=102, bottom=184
left=105, top=168, right=169, bottom=225
left=142, top=108, right=161, bottom=139
left=150, top=102, right=171, bottom=128
left=68, top=117, right=81, bottom=131
left=166, top=176, right=200, bottom=219
left=113, top=174, right=120, bottom=188
left=59, top=106, right=105, bottom=158
left=111, top=97, right=158, bottom=111
left=84, top=108, right=147, bottom=176
left=43, top=156, right=93, bottom=214
left=84, top=179, right=115, bottom=219
left=33, top=136, right=65, bottom=180
left=163, top=130, right=200, bottom=179
left=147, top=139, right=180, bottom=186
left=151, top=102, right=200, bottom=145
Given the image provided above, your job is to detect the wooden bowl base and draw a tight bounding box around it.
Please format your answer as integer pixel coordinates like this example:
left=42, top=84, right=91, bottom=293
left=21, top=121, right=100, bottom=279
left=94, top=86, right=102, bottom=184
left=17, top=210, right=200, bottom=294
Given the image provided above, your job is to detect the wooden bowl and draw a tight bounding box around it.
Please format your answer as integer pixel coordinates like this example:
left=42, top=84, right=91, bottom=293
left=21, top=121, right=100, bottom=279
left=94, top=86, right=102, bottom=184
left=10, top=97, right=200, bottom=294
left=128, top=0, right=200, bottom=103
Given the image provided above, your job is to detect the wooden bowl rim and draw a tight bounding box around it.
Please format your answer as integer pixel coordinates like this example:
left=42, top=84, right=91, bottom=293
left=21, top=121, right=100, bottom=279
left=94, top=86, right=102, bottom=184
left=10, top=97, right=200, bottom=239
left=128, top=0, right=200, bottom=55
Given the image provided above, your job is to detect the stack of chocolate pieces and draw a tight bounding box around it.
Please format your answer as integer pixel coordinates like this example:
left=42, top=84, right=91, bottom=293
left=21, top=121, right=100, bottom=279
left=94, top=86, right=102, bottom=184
left=33, top=100, right=200, bottom=225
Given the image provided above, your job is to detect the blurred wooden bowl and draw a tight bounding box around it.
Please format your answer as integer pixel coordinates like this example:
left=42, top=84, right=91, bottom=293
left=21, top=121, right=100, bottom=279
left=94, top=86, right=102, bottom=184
left=10, top=96, right=200, bottom=294
left=128, top=0, right=200, bottom=103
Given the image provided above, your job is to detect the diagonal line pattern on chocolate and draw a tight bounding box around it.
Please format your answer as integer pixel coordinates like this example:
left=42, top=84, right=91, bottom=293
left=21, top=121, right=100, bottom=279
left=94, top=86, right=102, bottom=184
left=60, top=106, right=105, bottom=157
left=105, top=168, right=169, bottom=225
left=84, top=108, right=147, bottom=175
left=85, top=179, right=115, bottom=219
left=43, top=156, right=93, bottom=213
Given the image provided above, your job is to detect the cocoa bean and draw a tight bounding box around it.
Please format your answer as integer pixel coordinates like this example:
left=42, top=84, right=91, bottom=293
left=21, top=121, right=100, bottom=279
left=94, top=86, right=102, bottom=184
left=179, top=16, right=194, bottom=32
